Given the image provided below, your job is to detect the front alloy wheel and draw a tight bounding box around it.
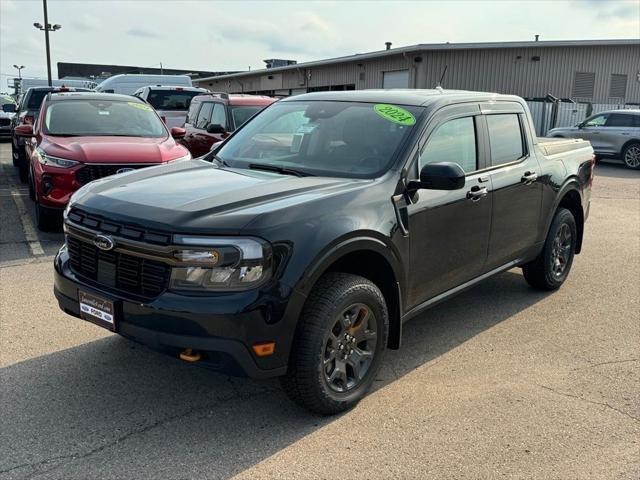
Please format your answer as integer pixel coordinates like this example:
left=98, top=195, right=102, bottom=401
left=323, top=303, right=378, bottom=393
left=282, top=273, right=388, bottom=415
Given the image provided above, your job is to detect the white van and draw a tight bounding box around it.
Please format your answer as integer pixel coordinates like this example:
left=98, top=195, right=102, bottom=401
left=96, top=74, right=192, bottom=95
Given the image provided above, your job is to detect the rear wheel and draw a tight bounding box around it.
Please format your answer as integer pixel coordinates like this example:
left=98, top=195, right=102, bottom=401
left=522, top=208, right=577, bottom=290
left=622, top=142, right=640, bottom=170
left=11, top=139, right=21, bottom=167
left=281, top=273, right=388, bottom=415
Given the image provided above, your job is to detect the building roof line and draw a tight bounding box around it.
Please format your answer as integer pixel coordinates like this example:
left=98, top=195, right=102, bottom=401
left=197, top=39, right=640, bottom=83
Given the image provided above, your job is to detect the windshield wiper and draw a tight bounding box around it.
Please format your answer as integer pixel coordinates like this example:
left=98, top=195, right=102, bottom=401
left=249, top=163, right=313, bottom=177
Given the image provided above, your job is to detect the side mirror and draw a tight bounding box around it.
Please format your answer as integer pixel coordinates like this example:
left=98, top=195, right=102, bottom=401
left=408, top=162, right=466, bottom=191
left=170, top=126, right=186, bottom=139
left=577, top=122, right=585, bottom=129
left=206, top=123, right=226, bottom=134
left=2, top=104, right=16, bottom=113
left=14, top=124, right=34, bottom=137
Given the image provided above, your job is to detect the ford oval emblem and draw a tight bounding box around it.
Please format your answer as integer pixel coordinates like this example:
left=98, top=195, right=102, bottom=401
left=94, top=234, right=115, bottom=251
left=116, top=167, right=135, bottom=175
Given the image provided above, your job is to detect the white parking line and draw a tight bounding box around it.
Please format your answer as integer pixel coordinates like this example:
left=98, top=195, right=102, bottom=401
left=10, top=188, right=45, bottom=256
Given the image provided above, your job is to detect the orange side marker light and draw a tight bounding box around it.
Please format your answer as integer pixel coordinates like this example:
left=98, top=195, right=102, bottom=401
left=253, top=342, right=276, bottom=357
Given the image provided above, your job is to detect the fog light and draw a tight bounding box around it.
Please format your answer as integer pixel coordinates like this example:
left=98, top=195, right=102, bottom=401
left=42, top=176, right=54, bottom=195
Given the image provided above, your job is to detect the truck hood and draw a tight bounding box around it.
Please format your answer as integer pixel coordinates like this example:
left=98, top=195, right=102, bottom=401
left=72, top=159, right=364, bottom=233
left=40, top=136, right=188, bottom=164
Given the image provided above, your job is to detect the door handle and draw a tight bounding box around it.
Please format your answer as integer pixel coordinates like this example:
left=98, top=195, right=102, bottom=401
left=521, top=171, right=538, bottom=185
left=467, top=186, right=488, bottom=202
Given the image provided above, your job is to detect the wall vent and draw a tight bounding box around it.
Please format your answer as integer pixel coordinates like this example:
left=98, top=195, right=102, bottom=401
left=572, top=72, right=595, bottom=98
left=609, top=74, right=627, bottom=98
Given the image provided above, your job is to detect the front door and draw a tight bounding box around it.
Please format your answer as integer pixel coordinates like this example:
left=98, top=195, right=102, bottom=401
left=406, top=107, right=493, bottom=309
left=578, top=113, right=608, bottom=153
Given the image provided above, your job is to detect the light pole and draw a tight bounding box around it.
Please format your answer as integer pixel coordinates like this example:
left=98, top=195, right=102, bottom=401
left=13, top=65, right=25, bottom=80
left=33, top=0, right=61, bottom=87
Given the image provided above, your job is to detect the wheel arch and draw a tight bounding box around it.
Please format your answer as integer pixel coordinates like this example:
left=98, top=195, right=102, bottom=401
left=620, top=138, right=640, bottom=156
left=550, top=183, right=585, bottom=254
left=297, top=236, right=404, bottom=350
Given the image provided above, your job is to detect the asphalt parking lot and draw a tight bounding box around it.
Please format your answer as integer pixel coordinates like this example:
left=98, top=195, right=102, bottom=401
left=0, top=139, right=638, bottom=479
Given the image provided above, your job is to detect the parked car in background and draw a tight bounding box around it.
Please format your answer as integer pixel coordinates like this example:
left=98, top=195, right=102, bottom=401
left=0, top=94, right=17, bottom=137
left=95, top=74, right=192, bottom=95
left=180, top=93, right=275, bottom=157
left=13, top=92, right=190, bottom=230
left=11, top=86, right=93, bottom=181
left=548, top=109, right=640, bottom=169
left=19, top=78, right=98, bottom=92
left=132, top=86, right=208, bottom=129
left=54, top=90, right=594, bottom=414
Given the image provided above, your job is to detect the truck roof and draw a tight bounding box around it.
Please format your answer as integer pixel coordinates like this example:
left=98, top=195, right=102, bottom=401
left=283, top=89, right=521, bottom=107
left=47, top=92, right=144, bottom=103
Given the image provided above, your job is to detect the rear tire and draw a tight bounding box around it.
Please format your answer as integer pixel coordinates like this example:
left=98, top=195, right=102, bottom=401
left=622, top=142, right=640, bottom=170
left=11, top=140, right=20, bottom=167
left=281, top=273, right=388, bottom=415
left=522, top=208, right=577, bottom=290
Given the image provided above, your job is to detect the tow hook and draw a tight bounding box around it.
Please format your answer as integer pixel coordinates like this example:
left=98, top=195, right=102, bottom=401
left=179, top=348, right=201, bottom=363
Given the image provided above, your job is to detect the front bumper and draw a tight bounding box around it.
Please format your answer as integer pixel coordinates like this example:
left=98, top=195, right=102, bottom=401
left=54, top=248, right=305, bottom=378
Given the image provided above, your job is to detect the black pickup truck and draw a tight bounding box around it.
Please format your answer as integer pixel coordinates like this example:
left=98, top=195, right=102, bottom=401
left=54, top=90, right=594, bottom=414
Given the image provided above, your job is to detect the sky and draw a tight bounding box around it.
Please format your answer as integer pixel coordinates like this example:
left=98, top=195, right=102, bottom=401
left=0, top=0, right=638, bottom=85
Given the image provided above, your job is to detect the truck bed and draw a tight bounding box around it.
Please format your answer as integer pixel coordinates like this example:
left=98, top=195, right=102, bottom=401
left=537, top=137, right=591, bottom=157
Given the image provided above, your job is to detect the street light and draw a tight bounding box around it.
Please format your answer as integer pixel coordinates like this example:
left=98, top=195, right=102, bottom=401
left=13, top=65, right=25, bottom=80
left=33, top=0, right=61, bottom=86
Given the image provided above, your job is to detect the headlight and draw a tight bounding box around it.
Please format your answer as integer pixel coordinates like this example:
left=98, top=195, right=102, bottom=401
left=169, top=236, right=272, bottom=292
left=168, top=152, right=192, bottom=163
left=36, top=148, right=79, bottom=168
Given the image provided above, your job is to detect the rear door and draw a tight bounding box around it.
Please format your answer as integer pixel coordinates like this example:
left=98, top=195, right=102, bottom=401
left=603, top=113, right=638, bottom=156
left=480, top=103, right=543, bottom=270
left=406, top=103, right=493, bottom=308
left=183, top=101, right=213, bottom=157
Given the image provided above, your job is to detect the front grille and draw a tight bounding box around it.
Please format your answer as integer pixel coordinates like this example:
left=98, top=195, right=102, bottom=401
left=75, top=164, right=158, bottom=185
left=67, top=236, right=170, bottom=298
left=0, top=118, right=10, bottom=127
left=68, top=208, right=171, bottom=245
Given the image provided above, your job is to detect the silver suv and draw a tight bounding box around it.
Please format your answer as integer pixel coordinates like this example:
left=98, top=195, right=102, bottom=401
left=548, top=110, right=640, bottom=170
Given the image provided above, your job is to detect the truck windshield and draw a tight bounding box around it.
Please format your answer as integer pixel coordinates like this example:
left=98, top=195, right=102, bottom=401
left=44, top=100, right=167, bottom=137
left=146, top=90, right=203, bottom=111
left=217, top=101, right=421, bottom=178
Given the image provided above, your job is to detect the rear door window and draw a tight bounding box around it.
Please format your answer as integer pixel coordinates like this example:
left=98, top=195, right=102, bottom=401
left=486, top=114, right=525, bottom=166
left=419, top=116, right=477, bottom=173
left=210, top=103, right=227, bottom=129
left=195, top=102, right=213, bottom=129
left=605, top=113, right=635, bottom=127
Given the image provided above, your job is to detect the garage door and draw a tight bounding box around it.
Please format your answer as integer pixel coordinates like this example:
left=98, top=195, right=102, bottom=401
left=383, top=70, right=409, bottom=89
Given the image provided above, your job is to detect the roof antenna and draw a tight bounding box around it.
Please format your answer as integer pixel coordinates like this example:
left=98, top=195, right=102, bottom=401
left=436, top=65, right=448, bottom=89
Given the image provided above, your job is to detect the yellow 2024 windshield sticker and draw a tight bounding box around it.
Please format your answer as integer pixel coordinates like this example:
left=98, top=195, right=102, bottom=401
left=128, top=102, right=153, bottom=112
left=374, top=104, right=416, bottom=126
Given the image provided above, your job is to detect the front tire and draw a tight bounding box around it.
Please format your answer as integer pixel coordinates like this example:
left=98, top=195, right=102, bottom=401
left=35, top=197, right=60, bottom=232
left=281, top=273, right=388, bottom=415
left=622, top=142, right=640, bottom=170
left=522, top=208, right=577, bottom=290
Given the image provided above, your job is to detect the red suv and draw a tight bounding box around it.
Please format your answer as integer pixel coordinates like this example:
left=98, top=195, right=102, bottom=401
left=180, top=93, right=275, bottom=157
left=14, top=92, right=190, bottom=230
